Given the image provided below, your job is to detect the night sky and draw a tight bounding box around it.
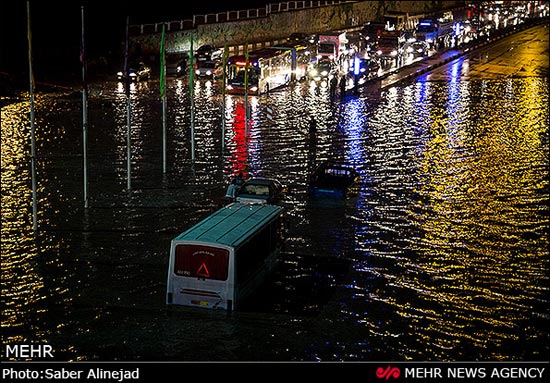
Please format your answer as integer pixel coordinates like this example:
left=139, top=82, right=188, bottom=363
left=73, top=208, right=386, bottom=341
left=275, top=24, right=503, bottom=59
left=0, top=0, right=273, bottom=86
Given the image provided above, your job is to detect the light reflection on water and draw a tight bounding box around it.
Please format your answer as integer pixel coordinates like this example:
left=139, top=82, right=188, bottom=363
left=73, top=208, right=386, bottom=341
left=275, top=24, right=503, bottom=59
left=1, top=75, right=548, bottom=361
left=1, top=97, right=77, bottom=357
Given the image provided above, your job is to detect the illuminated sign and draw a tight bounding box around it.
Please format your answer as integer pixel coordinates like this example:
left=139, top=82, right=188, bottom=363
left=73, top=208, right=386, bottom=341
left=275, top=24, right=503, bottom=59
left=174, top=245, right=229, bottom=280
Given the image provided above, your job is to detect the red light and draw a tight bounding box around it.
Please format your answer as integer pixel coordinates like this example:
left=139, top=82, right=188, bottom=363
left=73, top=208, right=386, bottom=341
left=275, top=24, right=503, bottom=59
left=236, top=61, right=247, bottom=66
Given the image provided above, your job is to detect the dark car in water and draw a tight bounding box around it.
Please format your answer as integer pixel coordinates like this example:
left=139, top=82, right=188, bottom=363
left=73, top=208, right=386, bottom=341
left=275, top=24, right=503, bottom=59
left=287, top=32, right=312, bottom=43
left=175, top=54, right=189, bottom=77
left=406, top=40, right=430, bottom=58
left=196, top=44, right=223, bottom=62
left=236, top=178, right=285, bottom=205
left=308, top=161, right=360, bottom=199
left=117, top=62, right=151, bottom=82
left=307, top=58, right=338, bottom=81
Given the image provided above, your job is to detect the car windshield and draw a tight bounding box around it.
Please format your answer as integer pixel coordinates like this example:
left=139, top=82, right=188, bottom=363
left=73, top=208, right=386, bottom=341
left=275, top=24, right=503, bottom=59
left=317, top=61, right=333, bottom=71
left=318, top=43, right=335, bottom=54
left=202, top=62, right=218, bottom=69
left=232, top=69, right=259, bottom=85
left=241, top=184, right=270, bottom=196
left=197, top=46, right=213, bottom=54
left=417, top=25, right=436, bottom=32
left=313, top=164, right=356, bottom=186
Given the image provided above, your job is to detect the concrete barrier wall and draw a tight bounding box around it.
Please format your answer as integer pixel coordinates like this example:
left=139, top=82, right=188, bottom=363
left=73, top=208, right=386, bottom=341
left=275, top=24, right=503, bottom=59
left=132, top=1, right=465, bottom=55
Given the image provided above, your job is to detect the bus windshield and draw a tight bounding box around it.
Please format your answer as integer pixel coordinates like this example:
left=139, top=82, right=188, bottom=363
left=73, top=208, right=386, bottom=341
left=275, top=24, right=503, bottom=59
left=417, top=25, right=436, bottom=33
left=318, top=43, right=336, bottom=54
left=229, top=68, right=259, bottom=86
left=174, top=244, right=229, bottom=280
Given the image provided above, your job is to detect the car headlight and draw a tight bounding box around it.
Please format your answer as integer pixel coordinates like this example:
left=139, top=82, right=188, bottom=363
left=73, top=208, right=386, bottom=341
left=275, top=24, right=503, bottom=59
left=407, top=47, right=413, bottom=53
left=321, top=70, right=328, bottom=76
left=195, top=70, right=200, bottom=75
left=177, top=66, right=182, bottom=72
left=390, top=50, right=397, bottom=56
left=117, top=71, right=123, bottom=76
left=206, top=70, right=212, bottom=76
left=250, top=86, right=258, bottom=92
left=227, top=84, right=233, bottom=90
left=309, top=69, right=318, bottom=76
left=376, top=50, right=382, bottom=55
left=130, top=72, right=137, bottom=77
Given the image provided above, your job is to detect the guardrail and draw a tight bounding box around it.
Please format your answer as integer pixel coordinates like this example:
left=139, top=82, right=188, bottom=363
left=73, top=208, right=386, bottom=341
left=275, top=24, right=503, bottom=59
left=129, top=0, right=355, bottom=35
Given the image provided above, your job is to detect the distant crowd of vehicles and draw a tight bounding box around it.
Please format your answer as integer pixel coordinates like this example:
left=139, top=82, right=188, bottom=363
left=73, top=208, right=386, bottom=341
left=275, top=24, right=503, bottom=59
left=121, top=1, right=548, bottom=96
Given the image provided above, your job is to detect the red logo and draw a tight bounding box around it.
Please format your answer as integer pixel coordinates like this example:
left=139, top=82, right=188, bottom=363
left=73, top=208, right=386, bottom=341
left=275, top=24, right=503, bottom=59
left=196, top=262, right=210, bottom=278
left=376, top=365, right=401, bottom=380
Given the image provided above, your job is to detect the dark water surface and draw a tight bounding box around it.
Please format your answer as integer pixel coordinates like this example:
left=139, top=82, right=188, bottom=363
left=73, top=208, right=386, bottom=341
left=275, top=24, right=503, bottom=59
left=2, top=53, right=549, bottom=361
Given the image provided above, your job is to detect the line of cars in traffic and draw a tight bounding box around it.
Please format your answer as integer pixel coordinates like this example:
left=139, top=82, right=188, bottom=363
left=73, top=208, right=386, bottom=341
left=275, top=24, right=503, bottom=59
left=117, top=1, right=548, bottom=87
left=116, top=44, right=223, bottom=83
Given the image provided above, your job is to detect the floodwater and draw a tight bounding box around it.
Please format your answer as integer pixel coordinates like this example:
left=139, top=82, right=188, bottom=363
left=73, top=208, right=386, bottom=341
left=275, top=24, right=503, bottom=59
left=2, top=28, right=549, bottom=362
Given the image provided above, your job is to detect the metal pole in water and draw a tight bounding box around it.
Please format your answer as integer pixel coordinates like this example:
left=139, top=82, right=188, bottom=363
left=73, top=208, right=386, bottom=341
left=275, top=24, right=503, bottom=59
left=124, top=15, right=132, bottom=190
left=221, top=43, right=228, bottom=151
left=81, top=5, right=89, bottom=208
left=189, top=36, right=195, bottom=162
left=160, top=23, right=167, bottom=173
left=26, top=0, right=38, bottom=232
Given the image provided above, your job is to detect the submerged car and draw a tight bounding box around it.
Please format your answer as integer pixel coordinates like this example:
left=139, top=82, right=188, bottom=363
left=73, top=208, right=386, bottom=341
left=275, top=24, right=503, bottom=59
left=308, top=161, right=360, bottom=199
left=236, top=178, right=285, bottom=205
left=117, top=62, right=151, bottom=82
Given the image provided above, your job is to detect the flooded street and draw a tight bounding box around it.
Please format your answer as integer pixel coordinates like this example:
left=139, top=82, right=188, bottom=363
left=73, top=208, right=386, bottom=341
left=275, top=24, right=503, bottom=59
left=2, top=25, right=548, bottom=361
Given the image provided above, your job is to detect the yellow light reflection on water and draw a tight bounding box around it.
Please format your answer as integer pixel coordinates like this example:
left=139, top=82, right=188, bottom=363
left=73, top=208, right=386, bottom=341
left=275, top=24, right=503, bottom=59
left=406, top=78, right=549, bottom=359
left=1, top=98, right=46, bottom=341
left=1, top=95, right=74, bottom=357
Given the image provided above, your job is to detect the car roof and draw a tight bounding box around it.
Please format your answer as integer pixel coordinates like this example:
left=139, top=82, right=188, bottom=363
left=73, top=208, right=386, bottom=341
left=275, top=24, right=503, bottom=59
left=318, top=161, right=356, bottom=170
left=198, top=44, right=214, bottom=50
left=198, top=61, right=217, bottom=67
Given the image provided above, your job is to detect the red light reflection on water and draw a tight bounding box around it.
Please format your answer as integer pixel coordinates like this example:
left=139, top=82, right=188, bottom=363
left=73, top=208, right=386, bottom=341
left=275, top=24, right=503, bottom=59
left=229, top=101, right=251, bottom=178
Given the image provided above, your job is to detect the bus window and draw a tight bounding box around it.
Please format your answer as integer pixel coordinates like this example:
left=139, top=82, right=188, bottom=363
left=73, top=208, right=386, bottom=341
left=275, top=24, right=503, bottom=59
left=175, top=244, right=229, bottom=280
left=235, top=220, right=279, bottom=284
